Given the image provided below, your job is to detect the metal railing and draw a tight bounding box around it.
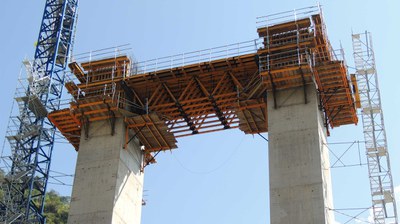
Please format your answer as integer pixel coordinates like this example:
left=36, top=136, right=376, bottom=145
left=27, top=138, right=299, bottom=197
left=69, top=39, right=263, bottom=80
left=259, top=48, right=312, bottom=72
left=132, top=39, right=263, bottom=75
left=71, top=44, right=133, bottom=63
left=256, top=5, right=320, bottom=28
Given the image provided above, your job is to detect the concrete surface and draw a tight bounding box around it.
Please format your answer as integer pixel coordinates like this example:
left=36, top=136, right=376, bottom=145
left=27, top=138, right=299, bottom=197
left=68, top=119, right=144, bottom=224
left=267, top=85, right=334, bottom=224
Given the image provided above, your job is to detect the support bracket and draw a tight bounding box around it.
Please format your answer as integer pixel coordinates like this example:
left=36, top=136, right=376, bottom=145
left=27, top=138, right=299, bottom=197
left=298, top=67, right=307, bottom=104
left=81, top=114, right=89, bottom=140
left=321, top=87, right=339, bottom=108
left=267, top=70, right=278, bottom=109
left=106, top=103, right=116, bottom=136
left=329, top=105, right=344, bottom=122
left=142, top=148, right=163, bottom=170
left=124, top=125, right=146, bottom=149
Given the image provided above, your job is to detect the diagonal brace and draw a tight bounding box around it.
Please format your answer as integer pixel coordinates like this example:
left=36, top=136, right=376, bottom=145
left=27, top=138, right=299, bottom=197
left=193, top=77, right=230, bottom=129
left=162, top=83, right=198, bottom=134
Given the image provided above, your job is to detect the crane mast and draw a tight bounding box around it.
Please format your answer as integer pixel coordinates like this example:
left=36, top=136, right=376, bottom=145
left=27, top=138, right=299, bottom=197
left=0, top=0, right=78, bottom=223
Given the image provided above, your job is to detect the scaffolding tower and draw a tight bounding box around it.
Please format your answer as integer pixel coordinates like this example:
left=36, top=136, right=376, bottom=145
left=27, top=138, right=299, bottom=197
left=0, top=0, right=78, bottom=223
left=352, top=31, right=398, bottom=224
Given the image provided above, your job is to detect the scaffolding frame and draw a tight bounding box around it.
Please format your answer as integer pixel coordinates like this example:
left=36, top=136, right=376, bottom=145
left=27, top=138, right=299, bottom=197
left=352, top=31, right=398, bottom=224
left=0, top=0, right=78, bottom=223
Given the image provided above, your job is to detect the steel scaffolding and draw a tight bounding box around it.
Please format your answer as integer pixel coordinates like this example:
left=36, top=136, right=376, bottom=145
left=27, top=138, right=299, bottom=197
left=0, top=0, right=78, bottom=223
left=352, top=31, right=398, bottom=224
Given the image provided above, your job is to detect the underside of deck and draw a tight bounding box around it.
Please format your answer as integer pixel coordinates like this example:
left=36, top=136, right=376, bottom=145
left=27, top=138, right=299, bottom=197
left=48, top=13, right=359, bottom=164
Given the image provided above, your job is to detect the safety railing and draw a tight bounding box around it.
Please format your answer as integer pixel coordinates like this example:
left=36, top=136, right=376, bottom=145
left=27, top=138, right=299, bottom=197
left=66, top=83, right=117, bottom=101
left=60, top=85, right=148, bottom=116
left=266, top=27, right=315, bottom=49
left=259, top=48, right=312, bottom=72
left=132, top=39, right=263, bottom=75
left=68, top=39, right=263, bottom=80
left=70, top=44, right=132, bottom=63
left=256, top=5, right=320, bottom=28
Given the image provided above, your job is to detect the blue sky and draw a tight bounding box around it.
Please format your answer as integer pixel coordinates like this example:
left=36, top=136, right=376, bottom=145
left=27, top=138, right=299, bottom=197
left=0, top=0, right=399, bottom=223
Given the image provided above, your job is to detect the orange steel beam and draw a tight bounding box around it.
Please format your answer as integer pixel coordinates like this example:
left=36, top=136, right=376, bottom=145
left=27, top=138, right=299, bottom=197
left=146, top=115, right=172, bottom=149
left=47, top=12, right=358, bottom=156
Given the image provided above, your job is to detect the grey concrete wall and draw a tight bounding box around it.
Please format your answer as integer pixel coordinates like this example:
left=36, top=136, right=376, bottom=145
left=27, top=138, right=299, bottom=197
left=267, top=85, right=334, bottom=224
left=68, top=119, right=144, bottom=224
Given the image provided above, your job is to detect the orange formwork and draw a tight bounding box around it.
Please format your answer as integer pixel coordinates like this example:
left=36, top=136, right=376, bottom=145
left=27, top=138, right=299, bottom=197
left=257, top=13, right=358, bottom=128
left=48, top=11, right=358, bottom=164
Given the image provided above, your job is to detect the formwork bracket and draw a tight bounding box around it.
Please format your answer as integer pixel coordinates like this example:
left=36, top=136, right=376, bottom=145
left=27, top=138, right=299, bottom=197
left=298, top=67, right=308, bottom=104
left=124, top=125, right=146, bottom=149
left=267, top=70, right=278, bottom=109
left=106, top=103, right=116, bottom=136
left=81, top=115, right=90, bottom=140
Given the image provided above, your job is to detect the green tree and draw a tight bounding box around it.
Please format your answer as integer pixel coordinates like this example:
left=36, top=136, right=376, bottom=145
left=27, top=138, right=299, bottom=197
left=0, top=169, right=6, bottom=200
left=44, top=190, right=70, bottom=224
left=0, top=169, right=69, bottom=223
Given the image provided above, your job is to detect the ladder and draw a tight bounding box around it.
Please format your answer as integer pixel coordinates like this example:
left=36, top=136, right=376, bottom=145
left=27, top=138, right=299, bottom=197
left=352, top=31, right=398, bottom=224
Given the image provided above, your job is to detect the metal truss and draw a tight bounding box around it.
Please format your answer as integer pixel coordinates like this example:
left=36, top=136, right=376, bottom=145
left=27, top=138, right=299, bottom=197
left=352, top=31, right=398, bottom=224
left=0, top=0, right=78, bottom=223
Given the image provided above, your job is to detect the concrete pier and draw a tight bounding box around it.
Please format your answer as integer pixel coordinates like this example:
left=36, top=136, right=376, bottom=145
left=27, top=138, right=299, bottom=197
left=267, top=85, right=334, bottom=224
left=68, top=119, right=144, bottom=224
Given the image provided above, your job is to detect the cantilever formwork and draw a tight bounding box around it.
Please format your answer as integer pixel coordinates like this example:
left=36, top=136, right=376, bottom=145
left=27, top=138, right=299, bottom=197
left=48, top=7, right=358, bottom=166
left=257, top=10, right=358, bottom=129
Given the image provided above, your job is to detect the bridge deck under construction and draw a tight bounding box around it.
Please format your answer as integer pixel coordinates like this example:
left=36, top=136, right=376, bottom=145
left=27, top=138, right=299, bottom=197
left=48, top=12, right=358, bottom=163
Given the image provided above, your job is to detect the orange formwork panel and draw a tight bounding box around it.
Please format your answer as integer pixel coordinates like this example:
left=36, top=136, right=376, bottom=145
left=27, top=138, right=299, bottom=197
left=48, top=108, right=81, bottom=150
left=256, top=12, right=357, bottom=129
left=48, top=10, right=358, bottom=163
left=125, top=113, right=177, bottom=152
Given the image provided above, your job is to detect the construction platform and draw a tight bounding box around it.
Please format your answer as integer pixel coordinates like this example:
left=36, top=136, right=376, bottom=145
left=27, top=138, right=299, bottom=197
left=48, top=10, right=359, bottom=164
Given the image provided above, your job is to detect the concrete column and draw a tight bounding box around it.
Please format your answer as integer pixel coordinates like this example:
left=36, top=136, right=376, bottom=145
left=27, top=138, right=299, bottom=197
left=267, top=85, right=334, bottom=224
left=68, top=119, right=144, bottom=224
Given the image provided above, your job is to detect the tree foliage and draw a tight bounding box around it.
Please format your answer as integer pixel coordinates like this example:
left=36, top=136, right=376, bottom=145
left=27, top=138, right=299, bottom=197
left=44, top=190, right=70, bottom=224
left=0, top=169, right=4, bottom=199
left=0, top=169, right=69, bottom=223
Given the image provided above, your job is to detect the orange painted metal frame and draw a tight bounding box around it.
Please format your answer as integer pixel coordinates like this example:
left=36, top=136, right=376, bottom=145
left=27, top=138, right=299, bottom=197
left=48, top=13, right=358, bottom=163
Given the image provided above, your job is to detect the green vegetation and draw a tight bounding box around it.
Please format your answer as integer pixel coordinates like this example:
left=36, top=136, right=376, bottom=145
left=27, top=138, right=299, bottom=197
left=0, top=169, right=69, bottom=223
left=43, top=190, right=70, bottom=224
left=0, top=169, right=4, bottom=199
